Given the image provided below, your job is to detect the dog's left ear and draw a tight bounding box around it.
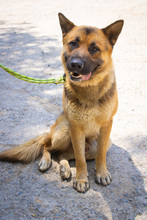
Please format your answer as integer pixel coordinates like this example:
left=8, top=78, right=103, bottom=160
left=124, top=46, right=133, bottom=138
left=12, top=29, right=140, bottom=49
left=102, top=20, right=124, bottom=46
left=58, top=13, right=75, bottom=37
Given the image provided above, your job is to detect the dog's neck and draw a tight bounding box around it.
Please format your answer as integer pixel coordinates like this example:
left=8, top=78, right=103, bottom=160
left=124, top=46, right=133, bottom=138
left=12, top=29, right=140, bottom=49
left=64, top=67, right=116, bottom=107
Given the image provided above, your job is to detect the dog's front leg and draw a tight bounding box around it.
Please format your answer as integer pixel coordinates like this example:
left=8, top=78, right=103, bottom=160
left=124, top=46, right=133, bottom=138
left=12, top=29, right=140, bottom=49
left=70, top=126, right=90, bottom=193
left=95, top=120, right=113, bottom=186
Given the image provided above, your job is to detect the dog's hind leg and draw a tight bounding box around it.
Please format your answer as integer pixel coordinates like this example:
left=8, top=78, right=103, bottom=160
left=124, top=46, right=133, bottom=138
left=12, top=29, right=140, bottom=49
left=59, top=146, right=75, bottom=180
left=85, top=138, right=112, bottom=160
left=38, top=112, right=71, bottom=172
left=38, top=145, right=52, bottom=172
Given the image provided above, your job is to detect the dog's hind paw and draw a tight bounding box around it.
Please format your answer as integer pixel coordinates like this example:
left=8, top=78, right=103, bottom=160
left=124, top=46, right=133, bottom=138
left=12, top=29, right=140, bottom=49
left=60, top=164, right=71, bottom=180
left=38, top=157, right=52, bottom=172
left=73, top=180, right=90, bottom=193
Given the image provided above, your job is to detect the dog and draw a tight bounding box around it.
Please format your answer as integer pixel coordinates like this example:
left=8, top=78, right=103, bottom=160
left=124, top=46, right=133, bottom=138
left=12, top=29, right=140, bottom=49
left=0, top=13, right=124, bottom=193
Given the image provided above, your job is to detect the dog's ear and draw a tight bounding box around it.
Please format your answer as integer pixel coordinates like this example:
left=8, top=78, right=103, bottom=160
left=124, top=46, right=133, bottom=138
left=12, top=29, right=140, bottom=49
left=58, top=13, right=75, bottom=37
left=102, top=20, right=124, bottom=46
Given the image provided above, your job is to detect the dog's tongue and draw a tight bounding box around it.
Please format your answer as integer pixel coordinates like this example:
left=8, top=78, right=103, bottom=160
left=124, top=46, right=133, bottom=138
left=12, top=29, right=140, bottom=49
left=82, top=72, right=92, bottom=81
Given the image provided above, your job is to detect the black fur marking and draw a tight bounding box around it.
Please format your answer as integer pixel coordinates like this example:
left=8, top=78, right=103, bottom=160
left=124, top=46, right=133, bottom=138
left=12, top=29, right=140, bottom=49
left=75, top=36, right=80, bottom=42
left=64, top=86, right=69, bottom=98
left=64, top=86, right=82, bottom=107
left=85, top=27, right=94, bottom=35
left=64, top=52, right=68, bottom=62
left=64, top=86, right=75, bottom=101
left=99, top=82, right=116, bottom=104
left=63, top=73, right=66, bottom=81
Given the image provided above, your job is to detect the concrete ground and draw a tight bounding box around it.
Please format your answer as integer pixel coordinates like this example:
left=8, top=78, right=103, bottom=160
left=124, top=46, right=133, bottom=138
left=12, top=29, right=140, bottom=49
left=0, top=0, right=147, bottom=219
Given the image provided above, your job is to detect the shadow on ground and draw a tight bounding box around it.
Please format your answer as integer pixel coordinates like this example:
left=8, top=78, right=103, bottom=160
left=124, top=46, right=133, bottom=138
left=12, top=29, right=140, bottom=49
left=0, top=24, right=63, bottom=145
left=0, top=144, right=146, bottom=219
left=0, top=23, right=62, bottom=76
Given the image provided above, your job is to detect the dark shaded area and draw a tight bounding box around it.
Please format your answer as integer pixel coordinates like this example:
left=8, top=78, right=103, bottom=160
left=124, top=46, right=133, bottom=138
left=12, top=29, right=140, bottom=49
left=0, top=24, right=63, bottom=145
left=0, top=145, right=146, bottom=219
left=0, top=24, right=62, bottom=77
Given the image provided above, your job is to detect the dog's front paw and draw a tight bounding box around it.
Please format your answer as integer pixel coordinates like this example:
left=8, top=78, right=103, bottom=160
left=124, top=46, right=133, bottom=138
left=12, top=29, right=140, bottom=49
left=73, top=180, right=90, bottom=193
left=60, top=164, right=71, bottom=180
left=38, top=157, right=52, bottom=172
left=95, top=171, right=112, bottom=186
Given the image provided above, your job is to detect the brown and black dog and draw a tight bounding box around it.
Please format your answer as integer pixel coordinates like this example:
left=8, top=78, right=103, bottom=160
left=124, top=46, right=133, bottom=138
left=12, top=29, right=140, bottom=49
left=0, top=13, right=124, bottom=193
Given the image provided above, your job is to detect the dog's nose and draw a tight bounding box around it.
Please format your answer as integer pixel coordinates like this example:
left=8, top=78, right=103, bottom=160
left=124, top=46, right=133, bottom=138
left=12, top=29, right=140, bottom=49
left=70, top=58, right=84, bottom=71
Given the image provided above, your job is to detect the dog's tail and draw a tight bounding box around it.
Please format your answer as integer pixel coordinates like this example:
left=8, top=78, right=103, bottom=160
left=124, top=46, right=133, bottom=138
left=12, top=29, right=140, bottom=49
left=0, top=135, right=46, bottom=163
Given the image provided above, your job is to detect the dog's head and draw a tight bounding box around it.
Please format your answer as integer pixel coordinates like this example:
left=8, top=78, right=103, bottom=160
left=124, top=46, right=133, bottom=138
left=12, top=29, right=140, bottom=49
left=58, top=13, right=124, bottom=84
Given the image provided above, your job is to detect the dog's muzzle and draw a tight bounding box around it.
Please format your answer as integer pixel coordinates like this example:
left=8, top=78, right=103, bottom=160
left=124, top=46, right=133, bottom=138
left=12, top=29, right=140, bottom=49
left=67, top=57, right=93, bottom=82
left=70, top=58, right=84, bottom=72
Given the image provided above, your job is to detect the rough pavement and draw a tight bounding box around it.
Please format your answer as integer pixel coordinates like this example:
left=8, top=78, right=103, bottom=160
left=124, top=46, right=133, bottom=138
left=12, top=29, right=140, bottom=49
left=0, top=0, right=147, bottom=219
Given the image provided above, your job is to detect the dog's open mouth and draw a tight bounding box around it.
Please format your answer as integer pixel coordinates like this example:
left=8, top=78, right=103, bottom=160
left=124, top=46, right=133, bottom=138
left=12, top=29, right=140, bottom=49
left=70, top=72, right=92, bottom=82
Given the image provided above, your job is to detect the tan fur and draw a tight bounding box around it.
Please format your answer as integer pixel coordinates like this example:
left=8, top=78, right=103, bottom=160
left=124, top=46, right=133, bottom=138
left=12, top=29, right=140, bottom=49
left=0, top=135, right=45, bottom=163
left=0, top=13, right=124, bottom=193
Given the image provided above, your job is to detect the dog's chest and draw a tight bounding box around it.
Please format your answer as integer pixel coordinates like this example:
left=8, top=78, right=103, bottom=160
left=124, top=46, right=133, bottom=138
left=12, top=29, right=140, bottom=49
left=65, top=98, right=111, bottom=136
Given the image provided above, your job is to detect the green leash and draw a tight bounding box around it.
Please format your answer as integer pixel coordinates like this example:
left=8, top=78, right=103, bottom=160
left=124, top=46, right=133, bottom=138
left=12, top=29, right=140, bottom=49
left=0, top=63, right=65, bottom=84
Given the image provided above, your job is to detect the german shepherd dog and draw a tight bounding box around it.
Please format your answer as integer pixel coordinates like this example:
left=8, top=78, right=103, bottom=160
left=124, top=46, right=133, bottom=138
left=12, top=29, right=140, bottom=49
left=0, top=13, right=124, bottom=193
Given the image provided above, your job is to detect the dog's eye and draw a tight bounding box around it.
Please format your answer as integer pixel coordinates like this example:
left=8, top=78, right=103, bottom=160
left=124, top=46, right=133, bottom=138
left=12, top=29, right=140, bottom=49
left=69, top=41, right=78, bottom=49
left=89, top=45, right=100, bottom=54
